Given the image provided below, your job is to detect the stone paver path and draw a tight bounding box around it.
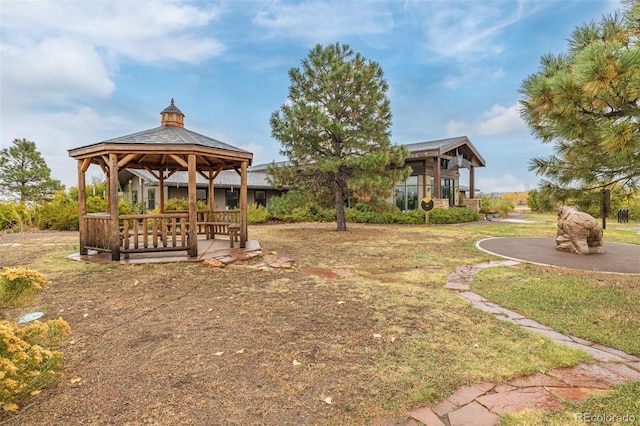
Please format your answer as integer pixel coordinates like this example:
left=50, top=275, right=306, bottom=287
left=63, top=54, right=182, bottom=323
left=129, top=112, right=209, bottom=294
left=404, top=260, right=640, bottom=426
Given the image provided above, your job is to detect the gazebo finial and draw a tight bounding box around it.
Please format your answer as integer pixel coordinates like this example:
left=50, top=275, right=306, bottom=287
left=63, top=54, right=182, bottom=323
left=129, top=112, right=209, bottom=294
left=161, top=98, right=185, bottom=128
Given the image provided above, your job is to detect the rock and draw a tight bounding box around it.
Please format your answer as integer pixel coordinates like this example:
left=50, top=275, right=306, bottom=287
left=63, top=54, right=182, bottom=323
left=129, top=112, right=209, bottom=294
left=556, top=206, right=604, bottom=255
left=203, top=258, right=224, bottom=268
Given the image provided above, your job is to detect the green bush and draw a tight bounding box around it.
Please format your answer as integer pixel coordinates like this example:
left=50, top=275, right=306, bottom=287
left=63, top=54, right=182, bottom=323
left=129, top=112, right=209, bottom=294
left=151, top=198, right=209, bottom=213
left=267, top=191, right=335, bottom=223
left=428, top=207, right=481, bottom=224
left=37, top=191, right=79, bottom=231
left=480, top=197, right=514, bottom=217
left=0, top=202, right=36, bottom=232
left=345, top=201, right=426, bottom=224
left=248, top=203, right=270, bottom=224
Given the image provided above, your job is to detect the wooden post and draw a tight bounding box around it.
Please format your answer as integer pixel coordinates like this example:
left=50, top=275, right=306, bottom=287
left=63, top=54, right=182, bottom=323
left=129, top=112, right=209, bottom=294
left=208, top=173, right=215, bottom=213
left=240, top=160, right=248, bottom=248
left=187, top=154, right=198, bottom=257
left=469, top=166, right=475, bottom=199
left=77, top=160, right=88, bottom=255
left=433, top=157, right=441, bottom=199
left=159, top=170, right=165, bottom=213
left=108, top=153, right=120, bottom=261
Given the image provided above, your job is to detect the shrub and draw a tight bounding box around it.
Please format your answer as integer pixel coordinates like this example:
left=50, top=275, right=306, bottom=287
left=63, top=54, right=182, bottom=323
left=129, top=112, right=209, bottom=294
left=267, top=191, right=335, bottom=223
left=151, top=198, right=209, bottom=213
left=0, top=202, right=36, bottom=232
left=37, top=191, right=78, bottom=231
left=0, top=268, right=51, bottom=308
left=480, top=197, right=514, bottom=217
left=248, top=203, right=270, bottom=224
left=345, top=201, right=426, bottom=224
left=527, top=188, right=557, bottom=213
left=428, top=207, right=481, bottom=224
left=0, top=318, right=70, bottom=409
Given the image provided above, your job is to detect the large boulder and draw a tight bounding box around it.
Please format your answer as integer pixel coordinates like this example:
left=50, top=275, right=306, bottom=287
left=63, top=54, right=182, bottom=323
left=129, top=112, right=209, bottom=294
left=556, top=206, right=604, bottom=255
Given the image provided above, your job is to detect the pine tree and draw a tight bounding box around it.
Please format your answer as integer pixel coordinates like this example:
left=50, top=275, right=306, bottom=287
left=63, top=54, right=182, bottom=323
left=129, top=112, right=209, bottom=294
left=0, top=138, right=63, bottom=202
left=520, top=0, right=640, bottom=199
left=270, top=43, right=411, bottom=231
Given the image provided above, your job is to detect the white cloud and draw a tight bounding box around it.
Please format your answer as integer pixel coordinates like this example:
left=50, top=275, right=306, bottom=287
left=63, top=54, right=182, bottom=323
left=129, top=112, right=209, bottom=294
left=0, top=1, right=224, bottom=109
left=239, top=142, right=266, bottom=163
left=1, top=37, right=115, bottom=107
left=1, top=106, right=133, bottom=188
left=478, top=173, right=527, bottom=194
left=252, top=1, right=394, bottom=42
left=1, top=1, right=224, bottom=64
left=446, top=103, right=526, bottom=137
left=409, top=0, right=544, bottom=63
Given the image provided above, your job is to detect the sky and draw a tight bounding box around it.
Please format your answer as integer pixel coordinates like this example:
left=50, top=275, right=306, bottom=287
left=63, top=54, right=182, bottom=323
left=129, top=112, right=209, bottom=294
left=0, top=0, right=622, bottom=194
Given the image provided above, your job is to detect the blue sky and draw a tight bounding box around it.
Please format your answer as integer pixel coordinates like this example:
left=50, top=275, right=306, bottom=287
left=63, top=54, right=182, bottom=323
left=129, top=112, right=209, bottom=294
left=0, top=0, right=621, bottom=194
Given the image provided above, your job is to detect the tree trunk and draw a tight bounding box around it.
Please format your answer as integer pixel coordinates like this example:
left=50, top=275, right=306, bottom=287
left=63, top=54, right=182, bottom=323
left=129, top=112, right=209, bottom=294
left=334, top=173, right=347, bottom=231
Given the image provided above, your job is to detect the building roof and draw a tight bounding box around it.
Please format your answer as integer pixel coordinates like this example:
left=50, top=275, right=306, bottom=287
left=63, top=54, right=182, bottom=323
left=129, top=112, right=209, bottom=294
left=74, top=126, right=250, bottom=155
left=160, top=98, right=184, bottom=115
left=124, top=168, right=278, bottom=190
left=403, top=136, right=486, bottom=167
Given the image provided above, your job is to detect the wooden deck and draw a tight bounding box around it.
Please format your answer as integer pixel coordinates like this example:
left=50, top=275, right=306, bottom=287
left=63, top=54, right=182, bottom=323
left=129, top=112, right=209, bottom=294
left=68, top=237, right=261, bottom=265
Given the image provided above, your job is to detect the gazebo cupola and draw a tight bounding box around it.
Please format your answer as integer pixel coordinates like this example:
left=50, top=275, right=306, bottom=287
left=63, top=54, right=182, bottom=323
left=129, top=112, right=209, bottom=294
left=161, top=98, right=185, bottom=128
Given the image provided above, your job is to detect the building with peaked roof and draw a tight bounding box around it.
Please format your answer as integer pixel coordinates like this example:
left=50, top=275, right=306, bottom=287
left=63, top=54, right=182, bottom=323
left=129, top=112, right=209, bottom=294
left=119, top=135, right=485, bottom=213
left=396, top=136, right=485, bottom=210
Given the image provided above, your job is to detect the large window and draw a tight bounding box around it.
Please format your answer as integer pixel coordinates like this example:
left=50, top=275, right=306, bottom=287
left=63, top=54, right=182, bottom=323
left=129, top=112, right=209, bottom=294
left=394, top=176, right=418, bottom=211
left=147, top=189, right=156, bottom=210
left=255, top=190, right=266, bottom=207
left=226, top=189, right=239, bottom=209
left=441, top=178, right=455, bottom=206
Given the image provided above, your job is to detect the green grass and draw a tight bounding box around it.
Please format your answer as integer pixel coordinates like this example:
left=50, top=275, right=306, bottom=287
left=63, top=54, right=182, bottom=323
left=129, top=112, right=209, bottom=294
left=471, top=265, right=640, bottom=355
left=501, top=381, right=640, bottom=425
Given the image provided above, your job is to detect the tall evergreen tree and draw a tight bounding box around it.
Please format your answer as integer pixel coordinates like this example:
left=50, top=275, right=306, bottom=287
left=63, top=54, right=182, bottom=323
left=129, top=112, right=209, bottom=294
left=520, top=0, right=640, bottom=199
left=0, top=138, right=63, bottom=202
left=270, top=43, right=411, bottom=231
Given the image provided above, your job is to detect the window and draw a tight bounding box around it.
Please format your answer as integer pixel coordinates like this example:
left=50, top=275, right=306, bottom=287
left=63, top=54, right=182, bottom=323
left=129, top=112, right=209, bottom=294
left=147, top=189, right=156, bottom=210
left=394, top=176, right=418, bottom=211
left=255, top=190, right=266, bottom=207
left=226, top=188, right=239, bottom=209
left=441, top=178, right=455, bottom=206
left=131, top=190, right=138, bottom=205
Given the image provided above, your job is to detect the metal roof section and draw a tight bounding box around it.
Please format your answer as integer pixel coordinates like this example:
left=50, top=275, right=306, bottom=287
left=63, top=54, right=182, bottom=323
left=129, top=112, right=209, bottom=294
left=70, top=125, right=250, bottom=154
left=160, top=98, right=184, bottom=115
left=125, top=168, right=276, bottom=190
left=403, top=136, right=486, bottom=167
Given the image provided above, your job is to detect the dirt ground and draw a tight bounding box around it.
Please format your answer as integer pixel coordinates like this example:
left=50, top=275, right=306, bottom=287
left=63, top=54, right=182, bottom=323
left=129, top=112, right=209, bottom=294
left=0, top=221, right=564, bottom=425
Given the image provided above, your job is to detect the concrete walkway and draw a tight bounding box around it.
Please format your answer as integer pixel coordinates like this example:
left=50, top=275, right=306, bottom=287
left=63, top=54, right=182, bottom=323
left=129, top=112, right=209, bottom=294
left=404, top=260, right=640, bottom=426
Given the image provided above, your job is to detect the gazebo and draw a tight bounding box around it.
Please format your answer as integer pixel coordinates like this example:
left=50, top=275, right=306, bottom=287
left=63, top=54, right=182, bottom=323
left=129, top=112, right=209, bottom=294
left=68, top=100, right=253, bottom=261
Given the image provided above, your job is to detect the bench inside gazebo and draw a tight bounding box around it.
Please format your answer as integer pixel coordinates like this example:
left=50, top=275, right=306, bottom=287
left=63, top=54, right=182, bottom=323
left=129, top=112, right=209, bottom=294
left=68, top=99, right=255, bottom=262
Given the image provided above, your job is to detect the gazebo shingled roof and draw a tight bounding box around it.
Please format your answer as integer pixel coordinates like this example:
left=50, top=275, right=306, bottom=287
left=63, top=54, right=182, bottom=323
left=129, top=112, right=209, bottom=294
left=68, top=99, right=253, bottom=261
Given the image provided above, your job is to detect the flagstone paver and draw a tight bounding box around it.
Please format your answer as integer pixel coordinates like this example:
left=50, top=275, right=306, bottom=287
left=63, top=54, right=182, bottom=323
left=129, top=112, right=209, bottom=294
left=475, top=387, right=565, bottom=414
left=447, top=401, right=499, bottom=426
left=446, top=383, right=495, bottom=406
left=403, top=260, right=640, bottom=426
left=546, top=386, right=612, bottom=403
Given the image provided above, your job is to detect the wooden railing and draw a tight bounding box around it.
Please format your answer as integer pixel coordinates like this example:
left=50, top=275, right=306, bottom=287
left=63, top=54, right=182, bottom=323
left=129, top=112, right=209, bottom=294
left=84, top=213, right=111, bottom=252
left=196, top=209, right=240, bottom=224
left=119, top=213, right=189, bottom=253
left=82, top=209, right=241, bottom=255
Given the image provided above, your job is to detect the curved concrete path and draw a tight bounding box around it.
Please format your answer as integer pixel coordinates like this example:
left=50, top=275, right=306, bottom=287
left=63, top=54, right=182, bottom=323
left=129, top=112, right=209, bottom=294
left=476, top=237, right=640, bottom=275
left=404, top=260, right=640, bottom=426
